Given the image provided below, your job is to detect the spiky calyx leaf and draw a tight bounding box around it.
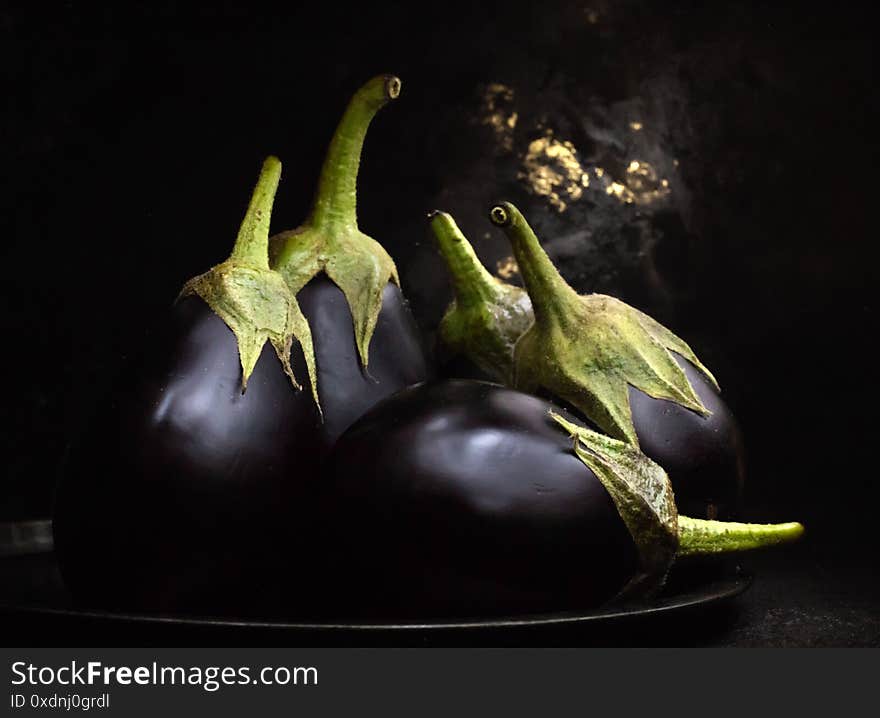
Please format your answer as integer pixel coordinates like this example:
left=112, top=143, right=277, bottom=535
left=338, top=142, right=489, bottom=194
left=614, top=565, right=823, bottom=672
left=552, top=412, right=805, bottom=598
left=270, top=75, right=401, bottom=371
left=490, top=201, right=718, bottom=446
left=551, top=411, right=679, bottom=597
left=430, top=210, right=533, bottom=383
left=178, top=156, right=319, bottom=404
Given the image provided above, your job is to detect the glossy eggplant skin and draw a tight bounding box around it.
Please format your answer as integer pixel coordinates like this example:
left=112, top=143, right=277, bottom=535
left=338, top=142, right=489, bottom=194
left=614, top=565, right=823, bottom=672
left=629, top=355, right=745, bottom=520
left=53, top=297, right=323, bottom=615
left=297, top=276, right=430, bottom=447
left=319, top=380, right=637, bottom=620
left=54, top=278, right=427, bottom=615
left=442, top=353, right=743, bottom=521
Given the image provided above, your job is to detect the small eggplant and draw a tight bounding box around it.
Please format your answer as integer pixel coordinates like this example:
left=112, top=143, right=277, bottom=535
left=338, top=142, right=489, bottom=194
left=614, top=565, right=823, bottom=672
left=53, top=158, right=321, bottom=614
left=269, top=75, right=429, bottom=444
left=320, top=380, right=802, bottom=619
left=430, top=210, right=532, bottom=384
left=431, top=206, right=744, bottom=519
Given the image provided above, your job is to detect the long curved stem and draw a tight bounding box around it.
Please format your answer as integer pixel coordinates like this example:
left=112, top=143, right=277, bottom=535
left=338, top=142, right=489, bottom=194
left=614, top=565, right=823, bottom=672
left=430, top=210, right=501, bottom=308
left=308, top=75, right=401, bottom=234
left=230, top=156, right=281, bottom=268
left=677, top=516, right=805, bottom=557
left=489, top=202, right=582, bottom=325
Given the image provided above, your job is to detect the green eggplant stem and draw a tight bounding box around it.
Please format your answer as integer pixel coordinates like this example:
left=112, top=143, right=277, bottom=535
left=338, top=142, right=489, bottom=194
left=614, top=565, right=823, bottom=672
left=489, top=201, right=582, bottom=325
left=489, top=200, right=718, bottom=445
left=429, top=210, right=501, bottom=307
left=308, top=75, right=401, bottom=234
left=229, top=156, right=282, bottom=268
left=267, top=75, right=401, bottom=376
left=177, top=156, right=318, bottom=396
left=677, top=516, right=805, bottom=557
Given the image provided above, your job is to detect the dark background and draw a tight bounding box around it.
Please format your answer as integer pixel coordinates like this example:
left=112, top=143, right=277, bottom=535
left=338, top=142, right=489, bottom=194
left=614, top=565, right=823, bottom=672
left=1, top=1, right=877, bottom=644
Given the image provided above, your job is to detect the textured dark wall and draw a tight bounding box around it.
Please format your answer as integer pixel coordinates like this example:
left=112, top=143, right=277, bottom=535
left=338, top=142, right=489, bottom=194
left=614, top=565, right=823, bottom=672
left=1, top=2, right=876, bottom=566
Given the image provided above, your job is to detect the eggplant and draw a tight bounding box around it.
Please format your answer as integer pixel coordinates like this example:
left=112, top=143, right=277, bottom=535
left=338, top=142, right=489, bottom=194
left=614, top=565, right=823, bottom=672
left=320, top=380, right=802, bottom=619
left=53, top=158, right=321, bottom=614
left=269, top=75, right=429, bottom=445
left=54, top=75, right=429, bottom=615
left=430, top=206, right=744, bottom=519
left=429, top=210, right=532, bottom=385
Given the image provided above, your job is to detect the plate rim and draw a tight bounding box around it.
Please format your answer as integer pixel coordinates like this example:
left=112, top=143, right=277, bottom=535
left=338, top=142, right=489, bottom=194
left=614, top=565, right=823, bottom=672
left=0, top=570, right=752, bottom=631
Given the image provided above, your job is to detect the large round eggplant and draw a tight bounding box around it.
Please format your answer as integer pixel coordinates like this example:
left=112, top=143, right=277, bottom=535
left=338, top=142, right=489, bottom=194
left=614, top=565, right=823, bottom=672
left=269, top=75, right=429, bottom=445
left=320, top=380, right=801, bottom=620
left=431, top=208, right=744, bottom=519
left=53, top=158, right=321, bottom=615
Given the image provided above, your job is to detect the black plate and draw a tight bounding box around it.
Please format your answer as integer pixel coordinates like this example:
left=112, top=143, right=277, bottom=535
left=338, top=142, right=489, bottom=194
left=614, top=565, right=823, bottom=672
left=5, top=571, right=751, bottom=631
left=0, top=522, right=751, bottom=644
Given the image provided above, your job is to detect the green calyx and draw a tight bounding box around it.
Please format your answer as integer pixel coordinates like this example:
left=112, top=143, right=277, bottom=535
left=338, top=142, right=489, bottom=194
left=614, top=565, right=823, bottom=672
left=269, top=75, right=401, bottom=371
left=551, top=412, right=679, bottom=597
left=552, top=412, right=804, bottom=598
left=430, top=211, right=533, bottom=383
left=490, top=201, right=718, bottom=447
left=178, top=156, right=318, bottom=402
